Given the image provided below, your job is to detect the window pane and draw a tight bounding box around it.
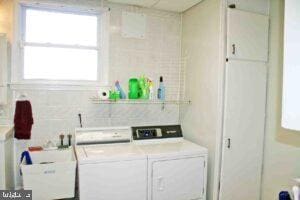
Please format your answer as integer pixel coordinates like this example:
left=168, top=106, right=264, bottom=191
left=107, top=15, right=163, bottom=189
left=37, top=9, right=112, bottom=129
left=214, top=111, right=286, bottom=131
left=24, top=46, right=98, bottom=80
left=25, top=9, right=98, bottom=46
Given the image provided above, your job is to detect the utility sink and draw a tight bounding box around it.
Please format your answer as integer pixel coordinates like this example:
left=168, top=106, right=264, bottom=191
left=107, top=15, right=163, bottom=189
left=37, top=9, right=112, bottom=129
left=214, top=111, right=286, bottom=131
left=20, top=147, right=76, bottom=200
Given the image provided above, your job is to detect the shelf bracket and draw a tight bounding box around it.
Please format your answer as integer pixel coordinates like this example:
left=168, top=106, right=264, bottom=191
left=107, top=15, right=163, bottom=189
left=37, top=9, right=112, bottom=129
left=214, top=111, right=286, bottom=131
left=161, top=102, right=165, bottom=111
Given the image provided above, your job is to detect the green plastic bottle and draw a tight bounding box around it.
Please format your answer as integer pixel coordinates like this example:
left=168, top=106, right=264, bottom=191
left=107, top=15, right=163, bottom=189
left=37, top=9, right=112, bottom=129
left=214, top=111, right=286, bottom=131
left=129, top=78, right=140, bottom=99
left=138, top=76, right=150, bottom=99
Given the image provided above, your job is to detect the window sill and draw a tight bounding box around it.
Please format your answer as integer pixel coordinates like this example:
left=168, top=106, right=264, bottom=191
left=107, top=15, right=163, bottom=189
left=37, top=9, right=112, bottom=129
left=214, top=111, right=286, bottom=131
left=9, top=82, right=110, bottom=91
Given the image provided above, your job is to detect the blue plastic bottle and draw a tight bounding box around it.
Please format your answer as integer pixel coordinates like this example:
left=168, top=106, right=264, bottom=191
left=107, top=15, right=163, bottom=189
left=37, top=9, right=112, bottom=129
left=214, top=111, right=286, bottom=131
left=157, top=76, right=165, bottom=100
left=115, top=81, right=126, bottom=99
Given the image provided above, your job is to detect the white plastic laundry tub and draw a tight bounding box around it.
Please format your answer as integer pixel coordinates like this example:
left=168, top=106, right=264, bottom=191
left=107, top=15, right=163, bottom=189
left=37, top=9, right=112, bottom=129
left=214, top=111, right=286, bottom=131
left=20, top=147, right=76, bottom=200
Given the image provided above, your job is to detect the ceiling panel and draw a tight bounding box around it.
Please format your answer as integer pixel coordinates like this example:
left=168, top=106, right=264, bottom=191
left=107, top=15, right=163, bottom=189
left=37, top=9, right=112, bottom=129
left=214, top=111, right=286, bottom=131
left=107, top=0, right=158, bottom=7
left=153, top=0, right=202, bottom=12
left=107, top=0, right=203, bottom=12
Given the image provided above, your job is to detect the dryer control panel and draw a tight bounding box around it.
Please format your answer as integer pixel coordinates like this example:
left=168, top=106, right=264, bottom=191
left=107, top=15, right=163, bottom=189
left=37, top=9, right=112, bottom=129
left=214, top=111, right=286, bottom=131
left=132, top=125, right=182, bottom=140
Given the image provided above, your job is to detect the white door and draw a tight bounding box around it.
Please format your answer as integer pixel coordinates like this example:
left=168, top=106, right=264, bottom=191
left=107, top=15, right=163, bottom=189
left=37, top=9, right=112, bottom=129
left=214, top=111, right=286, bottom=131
left=79, top=159, right=147, bottom=200
left=151, top=156, right=205, bottom=200
left=219, top=60, right=267, bottom=200
left=227, top=8, right=269, bottom=61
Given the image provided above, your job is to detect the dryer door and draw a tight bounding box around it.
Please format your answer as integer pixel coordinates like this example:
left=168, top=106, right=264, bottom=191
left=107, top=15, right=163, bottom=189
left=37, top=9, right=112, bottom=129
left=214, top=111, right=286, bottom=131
left=151, top=156, right=205, bottom=200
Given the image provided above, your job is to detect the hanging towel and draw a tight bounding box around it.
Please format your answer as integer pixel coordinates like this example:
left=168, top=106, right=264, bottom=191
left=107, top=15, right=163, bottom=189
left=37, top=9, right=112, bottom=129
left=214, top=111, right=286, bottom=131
left=14, top=100, right=34, bottom=140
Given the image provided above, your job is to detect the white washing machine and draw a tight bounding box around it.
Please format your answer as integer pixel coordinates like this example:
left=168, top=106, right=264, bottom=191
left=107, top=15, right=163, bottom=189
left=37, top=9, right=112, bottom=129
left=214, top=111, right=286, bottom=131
left=132, top=125, right=208, bottom=200
left=75, top=127, right=147, bottom=200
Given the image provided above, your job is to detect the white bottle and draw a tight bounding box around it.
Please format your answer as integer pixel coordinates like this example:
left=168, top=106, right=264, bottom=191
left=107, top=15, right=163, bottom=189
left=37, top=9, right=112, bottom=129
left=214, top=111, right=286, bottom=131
left=157, top=76, right=165, bottom=100
left=293, top=186, right=300, bottom=200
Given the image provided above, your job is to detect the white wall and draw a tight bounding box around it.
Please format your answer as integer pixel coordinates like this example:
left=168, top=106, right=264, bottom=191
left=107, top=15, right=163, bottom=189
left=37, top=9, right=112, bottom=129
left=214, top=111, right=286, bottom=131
left=0, top=0, right=183, bottom=188
left=180, top=0, right=222, bottom=199
left=0, top=0, right=13, bottom=41
left=262, top=0, right=300, bottom=198
left=180, top=1, right=272, bottom=200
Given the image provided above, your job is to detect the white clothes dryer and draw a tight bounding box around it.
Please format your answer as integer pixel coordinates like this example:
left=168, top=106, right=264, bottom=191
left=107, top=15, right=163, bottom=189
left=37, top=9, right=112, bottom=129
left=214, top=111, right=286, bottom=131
left=132, top=125, right=208, bottom=200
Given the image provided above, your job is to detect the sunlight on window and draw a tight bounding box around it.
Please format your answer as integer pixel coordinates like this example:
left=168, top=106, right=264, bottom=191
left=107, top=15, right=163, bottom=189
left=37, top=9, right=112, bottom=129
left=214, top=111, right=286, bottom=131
left=23, top=7, right=99, bottom=81
left=24, top=46, right=98, bottom=80
left=25, top=9, right=98, bottom=46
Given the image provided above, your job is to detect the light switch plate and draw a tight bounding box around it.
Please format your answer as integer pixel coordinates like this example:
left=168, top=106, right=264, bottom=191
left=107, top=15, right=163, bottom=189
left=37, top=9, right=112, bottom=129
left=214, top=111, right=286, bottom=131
left=122, top=11, right=146, bottom=39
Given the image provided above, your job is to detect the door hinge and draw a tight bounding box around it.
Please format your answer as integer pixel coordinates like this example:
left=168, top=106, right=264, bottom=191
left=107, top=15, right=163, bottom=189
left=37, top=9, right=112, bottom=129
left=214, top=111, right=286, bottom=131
left=226, top=58, right=229, bottom=62
left=218, top=181, right=221, bottom=191
left=204, top=161, right=206, bottom=168
left=202, top=187, right=205, bottom=195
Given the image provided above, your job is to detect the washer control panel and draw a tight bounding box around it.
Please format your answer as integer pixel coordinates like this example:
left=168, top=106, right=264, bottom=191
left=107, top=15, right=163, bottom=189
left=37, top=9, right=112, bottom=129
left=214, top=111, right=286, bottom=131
left=132, top=125, right=182, bottom=140
left=75, top=127, right=131, bottom=145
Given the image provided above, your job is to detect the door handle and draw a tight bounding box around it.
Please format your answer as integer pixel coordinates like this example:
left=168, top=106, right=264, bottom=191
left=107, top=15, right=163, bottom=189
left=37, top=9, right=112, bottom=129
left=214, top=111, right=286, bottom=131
left=227, top=138, right=231, bottom=149
left=157, top=176, right=164, bottom=191
left=232, top=44, right=236, bottom=55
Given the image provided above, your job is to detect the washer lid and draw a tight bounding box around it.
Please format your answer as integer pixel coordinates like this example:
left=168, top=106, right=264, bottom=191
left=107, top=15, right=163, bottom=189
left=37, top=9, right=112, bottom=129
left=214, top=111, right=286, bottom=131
left=76, top=143, right=146, bottom=163
left=136, top=139, right=208, bottom=158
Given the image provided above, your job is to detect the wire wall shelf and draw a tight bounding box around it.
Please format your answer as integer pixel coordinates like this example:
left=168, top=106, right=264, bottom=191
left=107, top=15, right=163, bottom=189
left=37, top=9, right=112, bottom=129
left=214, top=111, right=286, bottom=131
left=90, top=97, right=191, bottom=105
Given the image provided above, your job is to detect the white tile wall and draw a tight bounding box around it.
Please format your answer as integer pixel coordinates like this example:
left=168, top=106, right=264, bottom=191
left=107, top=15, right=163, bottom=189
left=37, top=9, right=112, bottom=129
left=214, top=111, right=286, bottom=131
left=108, top=3, right=182, bottom=100
left=0, top=89, right=12, bottom=124
left=9, top=1, right=183, bottom=187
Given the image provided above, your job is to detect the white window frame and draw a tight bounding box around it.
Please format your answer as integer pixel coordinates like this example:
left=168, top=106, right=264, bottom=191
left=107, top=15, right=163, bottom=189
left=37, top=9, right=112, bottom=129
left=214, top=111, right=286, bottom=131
left=11, top=0, right=110, bottom=89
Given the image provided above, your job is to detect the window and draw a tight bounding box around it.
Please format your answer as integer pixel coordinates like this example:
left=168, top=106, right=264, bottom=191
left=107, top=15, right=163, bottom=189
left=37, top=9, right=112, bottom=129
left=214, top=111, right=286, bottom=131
left=19, top=4, right=107, bottom=83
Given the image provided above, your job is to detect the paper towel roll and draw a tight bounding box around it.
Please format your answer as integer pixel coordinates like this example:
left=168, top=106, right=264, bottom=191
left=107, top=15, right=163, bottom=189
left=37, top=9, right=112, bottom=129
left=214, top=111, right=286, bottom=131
left=98, top=89, right=110, bottom=100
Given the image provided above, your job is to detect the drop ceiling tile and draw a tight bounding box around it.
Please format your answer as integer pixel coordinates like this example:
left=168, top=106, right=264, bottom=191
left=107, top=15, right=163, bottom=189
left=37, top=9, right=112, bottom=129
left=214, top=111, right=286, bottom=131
left=153, top=0, right=202, bottom=12
left=107, top=0, right=158, bottom=7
